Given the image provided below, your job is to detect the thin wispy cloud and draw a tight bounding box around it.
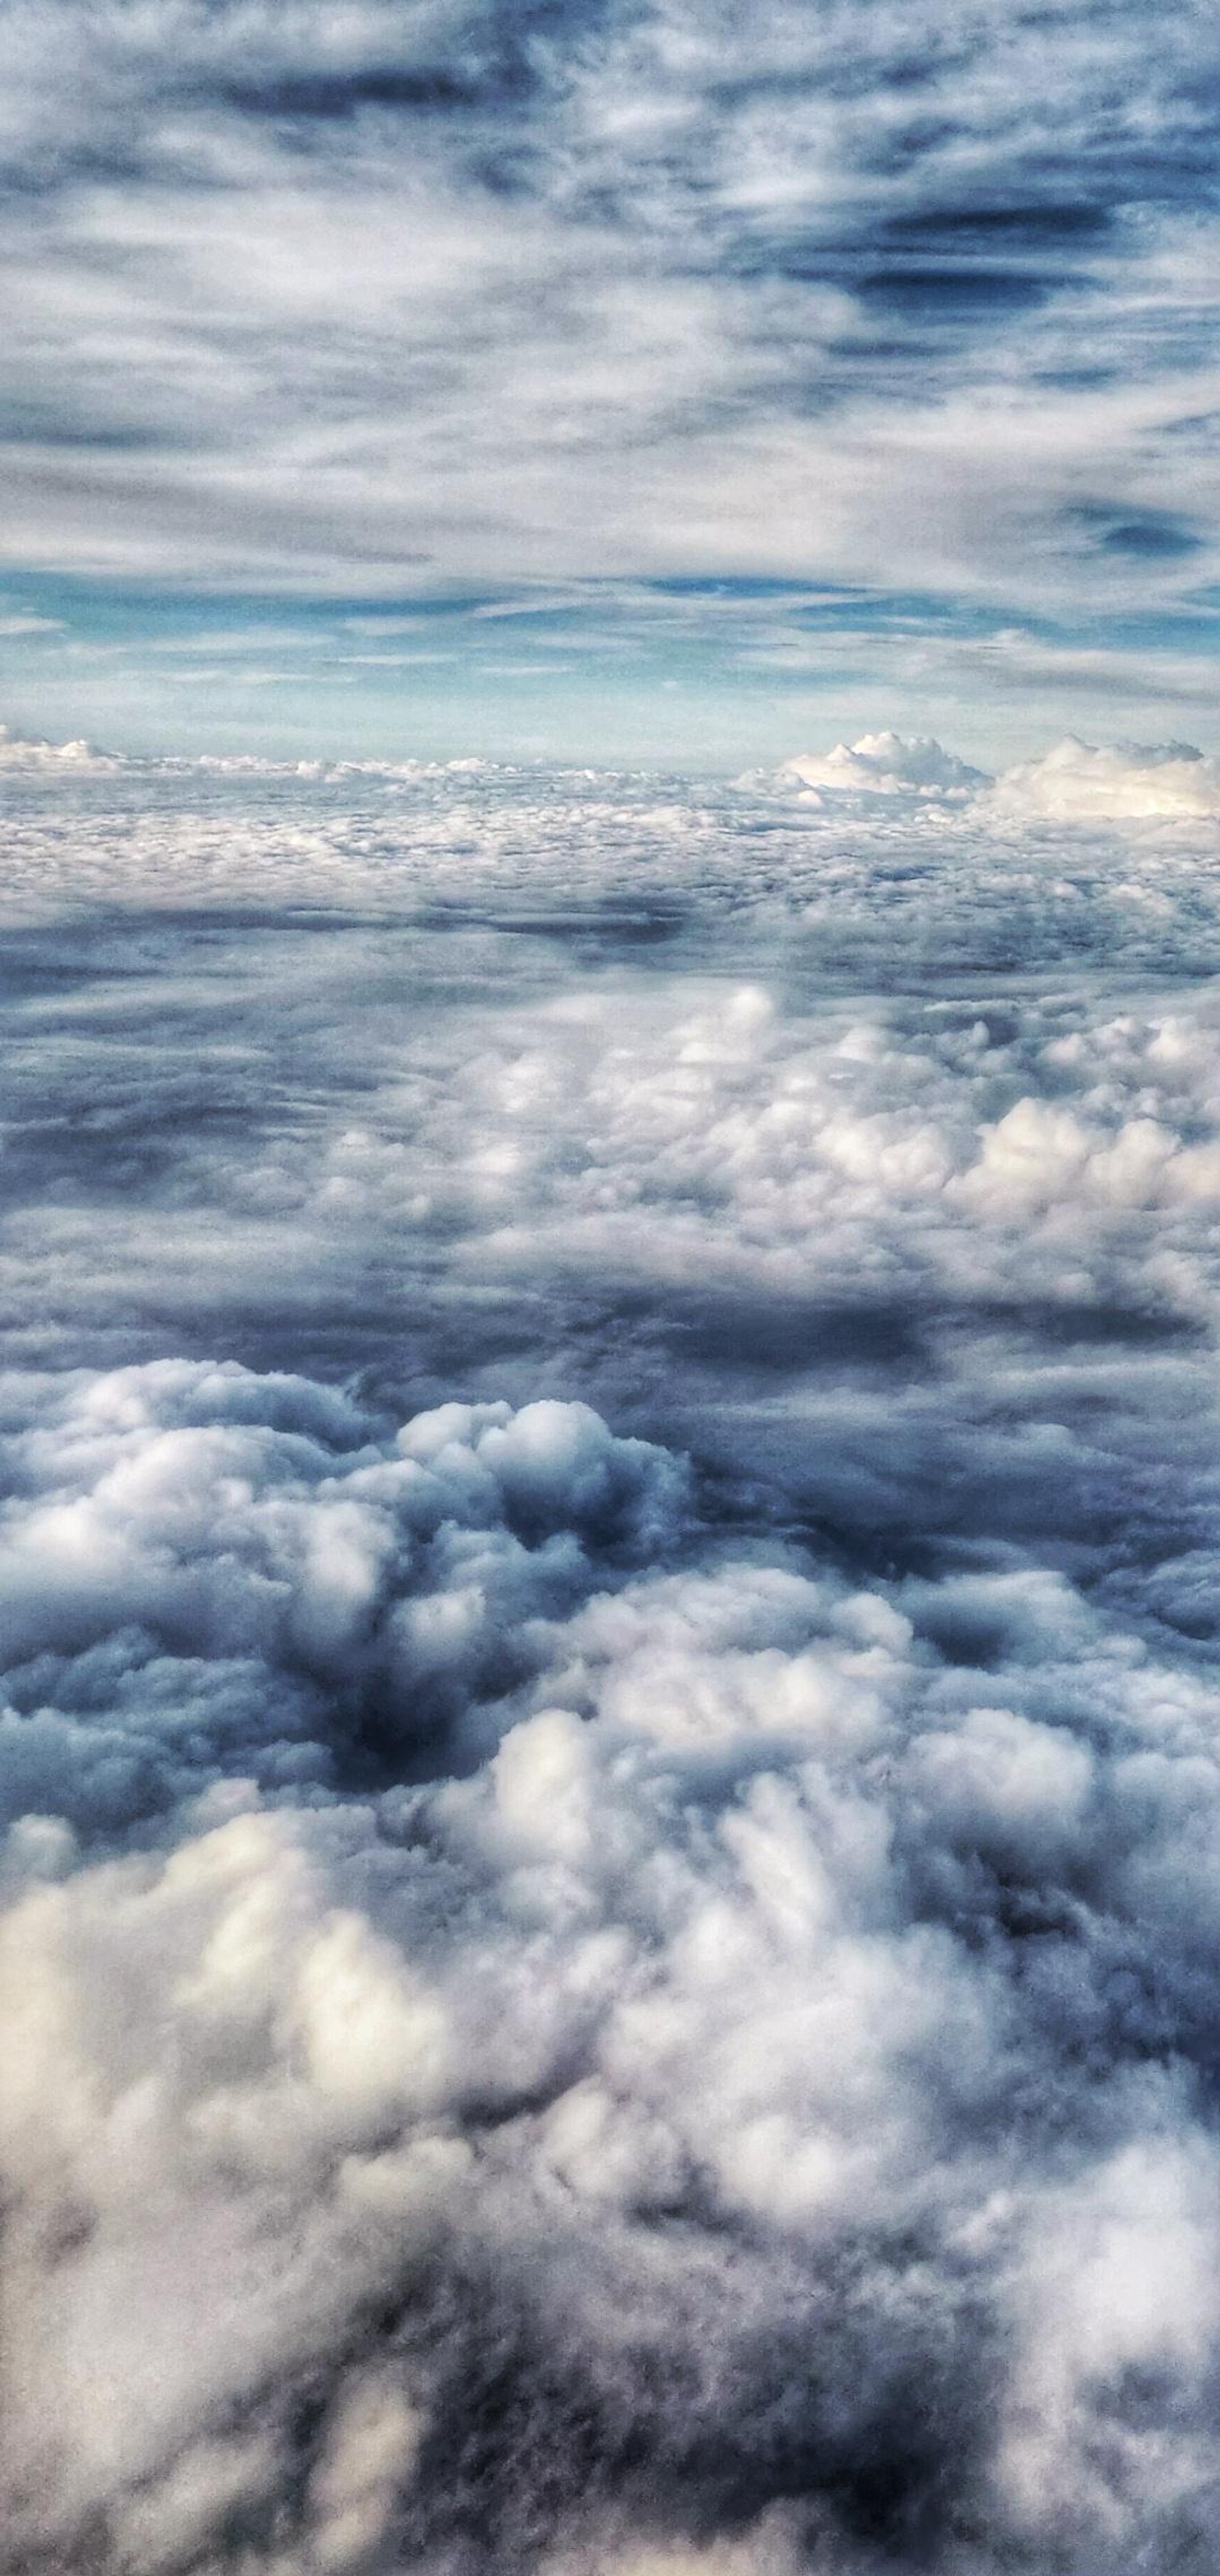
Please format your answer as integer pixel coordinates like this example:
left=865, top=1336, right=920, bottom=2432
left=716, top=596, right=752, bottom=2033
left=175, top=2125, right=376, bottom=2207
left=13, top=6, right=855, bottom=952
left=0, top=0, right=1217, bottom=753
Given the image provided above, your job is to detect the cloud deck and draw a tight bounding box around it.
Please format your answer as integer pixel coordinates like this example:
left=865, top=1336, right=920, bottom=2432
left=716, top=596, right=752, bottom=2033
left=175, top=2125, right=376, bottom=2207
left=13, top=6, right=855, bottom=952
left=4, top=756, right=1220, bottom=2573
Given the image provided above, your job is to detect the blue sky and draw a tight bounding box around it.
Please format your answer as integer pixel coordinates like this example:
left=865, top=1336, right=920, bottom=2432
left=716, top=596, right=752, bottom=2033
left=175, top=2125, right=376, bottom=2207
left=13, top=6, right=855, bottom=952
left=2, top=0, right=1218, bottom=762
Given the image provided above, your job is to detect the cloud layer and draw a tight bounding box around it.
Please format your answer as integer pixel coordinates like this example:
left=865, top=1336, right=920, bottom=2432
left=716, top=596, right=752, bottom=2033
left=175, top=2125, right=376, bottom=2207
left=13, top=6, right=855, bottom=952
left=3, top=756, right=1220, bottom=2571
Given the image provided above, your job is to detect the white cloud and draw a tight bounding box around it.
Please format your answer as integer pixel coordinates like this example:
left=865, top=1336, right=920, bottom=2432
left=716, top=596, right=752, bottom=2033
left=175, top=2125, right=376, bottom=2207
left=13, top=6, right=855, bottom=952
left=782, top=730, right=990, bottom=798
left=0, top=720, right=116, bottom=767
left=6, top=1344, right=1220, bottom=2567
left=0, top=1365, right=689, bottom=1824
left=778, top=727, right=1220, bottom=821
left=990, top=734, right=1220, bottom=819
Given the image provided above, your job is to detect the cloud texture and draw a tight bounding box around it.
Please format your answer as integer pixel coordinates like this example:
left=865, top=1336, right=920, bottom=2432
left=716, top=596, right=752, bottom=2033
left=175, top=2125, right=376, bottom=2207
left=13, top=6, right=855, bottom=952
left=1, top=0, right=1219, bottom=633
left=8, top=1356, right=1220, bottom=2574
left=5, top=758, right=1220, bottom=2573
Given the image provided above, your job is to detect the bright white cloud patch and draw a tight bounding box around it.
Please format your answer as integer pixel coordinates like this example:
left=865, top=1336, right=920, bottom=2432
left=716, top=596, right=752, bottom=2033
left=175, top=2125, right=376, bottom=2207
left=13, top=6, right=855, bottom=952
left=0, top=720, right=116, bottom=769
left=781, top=729, right=1220, bottom=821
left=990, top=735, right=1220, bottom=820
left=782, top=732, right=990, bottom=799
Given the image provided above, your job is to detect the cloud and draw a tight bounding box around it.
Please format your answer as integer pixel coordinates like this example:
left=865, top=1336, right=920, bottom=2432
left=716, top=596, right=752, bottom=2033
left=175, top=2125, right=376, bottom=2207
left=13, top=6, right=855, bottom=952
left=781, top=731, right=990, bottom=798
left=778, top=727, right=1220, bottom=821
left=5, top=755, right=1220, bottom=2569
left=990, top=734, right=1220, bottom=820
left=0, top=1365, right=689, bottom=1827
left=12, top=713, right=1220, bottom=823
left=2, top=0, right=1219, bottom=2555
left=7, top=1351, right=1220, bottom=2568
left=0, top=0, right=1218, bottom=638
left=0, top=719, right=116, bottom=768
left=8, top=754, right=1220, bottom=1406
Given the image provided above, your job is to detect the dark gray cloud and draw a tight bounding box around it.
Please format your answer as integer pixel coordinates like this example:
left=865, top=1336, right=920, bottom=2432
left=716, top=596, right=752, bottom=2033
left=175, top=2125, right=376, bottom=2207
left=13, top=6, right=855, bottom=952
left=5, top=759, right=1220, bottom=2572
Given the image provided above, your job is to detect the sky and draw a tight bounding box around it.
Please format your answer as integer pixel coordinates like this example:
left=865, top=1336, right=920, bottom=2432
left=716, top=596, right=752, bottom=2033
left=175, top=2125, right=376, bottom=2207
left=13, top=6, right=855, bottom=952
left=2, top=0, right=1219, bottom=760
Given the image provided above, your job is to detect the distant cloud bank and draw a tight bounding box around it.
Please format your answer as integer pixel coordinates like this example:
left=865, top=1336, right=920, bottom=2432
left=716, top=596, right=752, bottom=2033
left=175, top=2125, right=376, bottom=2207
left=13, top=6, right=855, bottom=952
left=0, top=720, right=117, bottom=770
left=783, top=731, right=1220, bottom=819
left=10, top=714, right=1220, bottom=828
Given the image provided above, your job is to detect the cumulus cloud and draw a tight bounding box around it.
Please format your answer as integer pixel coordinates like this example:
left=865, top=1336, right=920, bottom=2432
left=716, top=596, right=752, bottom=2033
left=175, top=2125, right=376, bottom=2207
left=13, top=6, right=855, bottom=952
left=781, top=731, right=990, bottom=800
left=0, top=720, right=117, bottom=769
left=990, top=734, right=1220, bottom=820
left=0, top=1365, right=688, bottom=1829
left=779, top=729, right=1220, bottom=821
left=14, top=720, right=1220, bottom=823
left=7, top=1351, right=1220, bottom=2571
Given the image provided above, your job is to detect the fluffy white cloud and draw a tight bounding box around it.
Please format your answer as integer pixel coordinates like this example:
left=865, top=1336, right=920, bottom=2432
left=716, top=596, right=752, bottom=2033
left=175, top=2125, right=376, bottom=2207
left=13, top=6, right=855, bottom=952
left=0, top=1365, right=688, bottom=1826
left=990, top=734, right=1220, bottom=820
left=6, top=1351, right=1220, bottom=2569
left=0, top=720, right=116, bottom=769
left=779, top=729, right=1220, bottom=821
left=781, top=732, right=990, bottom=800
